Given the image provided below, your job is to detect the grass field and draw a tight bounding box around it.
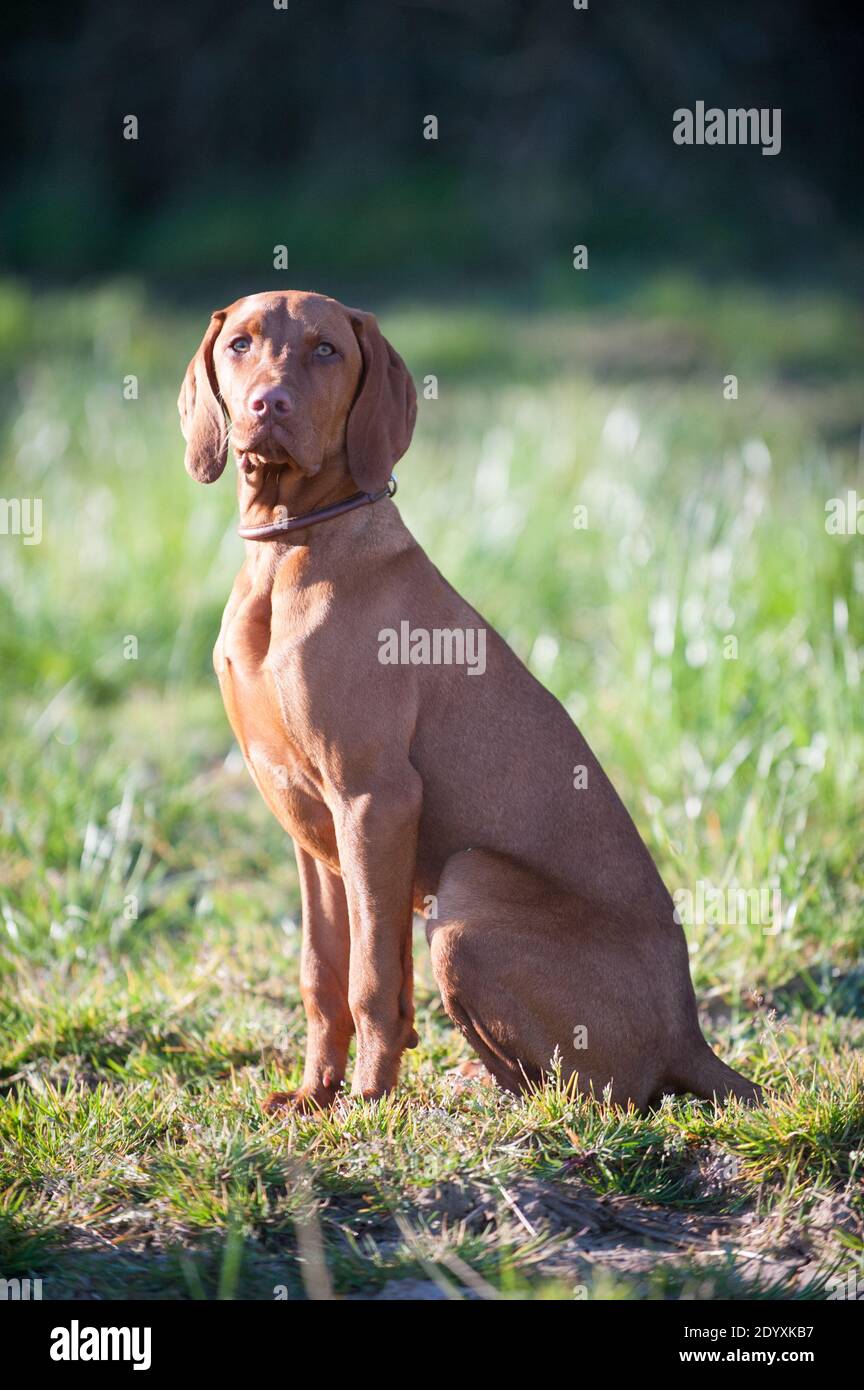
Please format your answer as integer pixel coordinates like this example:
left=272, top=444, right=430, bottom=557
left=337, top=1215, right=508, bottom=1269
left=0, top=278, right=862, bottom=1300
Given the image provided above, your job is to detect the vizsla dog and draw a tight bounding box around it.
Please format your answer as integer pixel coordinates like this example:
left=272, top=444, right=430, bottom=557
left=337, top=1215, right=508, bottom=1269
left=178, top=290, right=761, bottom=1112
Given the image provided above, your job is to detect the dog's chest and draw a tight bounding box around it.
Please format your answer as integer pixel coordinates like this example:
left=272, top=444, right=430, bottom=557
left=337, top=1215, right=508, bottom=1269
left=214, top=590, right=339, bottom=867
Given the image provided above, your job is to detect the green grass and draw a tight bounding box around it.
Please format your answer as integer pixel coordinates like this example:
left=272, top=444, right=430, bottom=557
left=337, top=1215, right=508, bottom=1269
left=0, top=277, right=862, bottom=1300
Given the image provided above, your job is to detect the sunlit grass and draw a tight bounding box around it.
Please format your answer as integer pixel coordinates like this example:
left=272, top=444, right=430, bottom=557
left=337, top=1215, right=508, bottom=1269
left=0, top=277, right=862, bottom=1298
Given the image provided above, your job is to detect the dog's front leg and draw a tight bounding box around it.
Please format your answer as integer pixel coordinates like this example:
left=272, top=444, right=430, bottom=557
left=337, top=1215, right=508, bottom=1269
left=264, top=843, right=354, bottom=1114
left=296, top=844, right=355, bottom=1102
left=335, top=772, right=422, bottom=1099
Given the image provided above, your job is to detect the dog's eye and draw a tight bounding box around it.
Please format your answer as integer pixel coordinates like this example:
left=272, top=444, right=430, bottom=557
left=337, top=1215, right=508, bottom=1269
left=313, top=342, right=336, bottom=358
left=230, top=337, right=251, bottom=354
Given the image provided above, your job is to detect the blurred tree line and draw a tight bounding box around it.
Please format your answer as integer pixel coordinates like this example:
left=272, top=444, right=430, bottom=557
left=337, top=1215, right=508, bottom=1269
left=2, top=0, right=862, bottom=293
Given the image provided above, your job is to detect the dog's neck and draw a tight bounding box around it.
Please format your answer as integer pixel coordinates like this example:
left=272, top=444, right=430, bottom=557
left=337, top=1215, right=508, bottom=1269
left=236, top=456, right=357, bottom=529
left=235, top=456, right=403, bottom=581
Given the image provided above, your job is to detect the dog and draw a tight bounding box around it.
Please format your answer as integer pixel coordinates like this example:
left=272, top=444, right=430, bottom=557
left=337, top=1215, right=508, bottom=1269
left=178, top=290, right=762, bottom=1112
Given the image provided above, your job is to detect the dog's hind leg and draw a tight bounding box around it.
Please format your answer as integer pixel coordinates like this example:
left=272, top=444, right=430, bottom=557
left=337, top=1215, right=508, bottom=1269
left=427, top=849, right=674, bottom=1108
left=427, top=849, right=761, bottom=1110
left=663, top=1044, right=763, bottom=1106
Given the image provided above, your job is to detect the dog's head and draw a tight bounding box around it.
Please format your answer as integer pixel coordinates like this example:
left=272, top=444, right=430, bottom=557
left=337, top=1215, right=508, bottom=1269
left=178, top=290, right=416, bottom=493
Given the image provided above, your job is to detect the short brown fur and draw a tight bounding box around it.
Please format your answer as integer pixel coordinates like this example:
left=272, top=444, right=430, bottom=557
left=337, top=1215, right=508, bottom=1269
left=178, top=290, right=761, bottom=1112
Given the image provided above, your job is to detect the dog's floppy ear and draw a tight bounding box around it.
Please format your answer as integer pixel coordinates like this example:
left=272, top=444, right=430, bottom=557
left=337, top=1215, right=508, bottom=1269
left=178, top=311, right=228, bottom=483
left=345, top=310, right=417, bottom=493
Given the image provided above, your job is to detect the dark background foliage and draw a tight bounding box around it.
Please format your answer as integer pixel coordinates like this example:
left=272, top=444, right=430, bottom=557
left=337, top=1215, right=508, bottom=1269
left=3, top=0, right=862, bottom=292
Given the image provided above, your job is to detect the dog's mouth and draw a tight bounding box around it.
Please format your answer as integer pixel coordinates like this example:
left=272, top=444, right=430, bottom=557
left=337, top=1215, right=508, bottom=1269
left=232, top=434, right=305, bottom=477
left=232, top=417, right=291, bottom=456
left=231, top=421, right=321, bottom=479
left=234, top=448, right=293, bottom=475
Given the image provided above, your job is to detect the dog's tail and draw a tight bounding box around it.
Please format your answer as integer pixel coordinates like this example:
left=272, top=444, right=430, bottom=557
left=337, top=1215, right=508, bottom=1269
left=676, top=1041, right=763, bottom=1106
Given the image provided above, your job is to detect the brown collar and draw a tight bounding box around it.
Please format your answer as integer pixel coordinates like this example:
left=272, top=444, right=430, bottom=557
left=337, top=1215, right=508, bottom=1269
left=238, top=476, right=397, bottom=541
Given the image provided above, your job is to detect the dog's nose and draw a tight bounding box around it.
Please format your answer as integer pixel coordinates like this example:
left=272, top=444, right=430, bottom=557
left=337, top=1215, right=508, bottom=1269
left=248, top=386, right=292, bottom=418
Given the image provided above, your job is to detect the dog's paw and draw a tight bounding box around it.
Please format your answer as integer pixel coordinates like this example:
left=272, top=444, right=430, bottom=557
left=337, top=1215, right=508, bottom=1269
left=262, top=1088, right=330, bottom=1116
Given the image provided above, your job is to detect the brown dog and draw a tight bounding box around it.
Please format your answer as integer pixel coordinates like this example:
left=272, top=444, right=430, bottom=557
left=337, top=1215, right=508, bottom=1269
left=178, top=290, right=761, bottom=1112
